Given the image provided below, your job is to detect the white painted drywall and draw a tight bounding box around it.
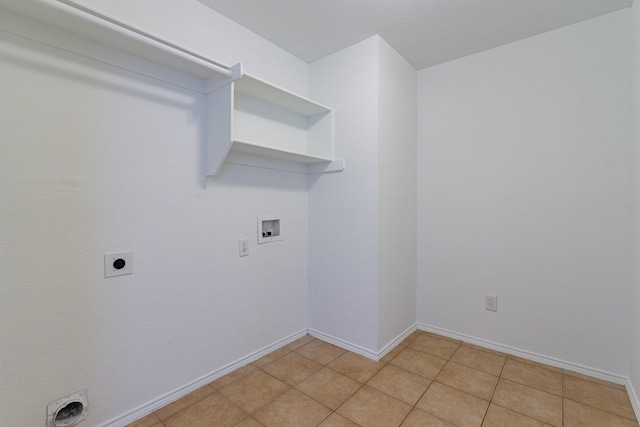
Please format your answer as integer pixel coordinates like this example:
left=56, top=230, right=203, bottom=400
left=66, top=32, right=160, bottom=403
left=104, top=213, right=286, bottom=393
left=417, top=10, right=632, bottom=375
left=377, top=38, right=418, bottom=349
left=0, top=1, right=311, bottom=426
left=68, top=0, right=309, bottom=95
left=308, top=37, right=381, bottom=354
left=308, top=36, right=417, bottom=355
left=630, top=0, right=640, bottom=412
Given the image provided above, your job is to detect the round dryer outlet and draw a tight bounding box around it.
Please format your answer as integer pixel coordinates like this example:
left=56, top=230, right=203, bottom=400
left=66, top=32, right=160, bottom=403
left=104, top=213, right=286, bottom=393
left=47, top=390, right=88, bottom=427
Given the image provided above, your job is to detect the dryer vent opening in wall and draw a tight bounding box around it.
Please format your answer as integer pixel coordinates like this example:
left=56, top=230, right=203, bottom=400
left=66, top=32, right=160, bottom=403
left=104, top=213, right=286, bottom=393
left=258, top=216, right=282, bottom=244
left=47, top=390, right=88, bottom=427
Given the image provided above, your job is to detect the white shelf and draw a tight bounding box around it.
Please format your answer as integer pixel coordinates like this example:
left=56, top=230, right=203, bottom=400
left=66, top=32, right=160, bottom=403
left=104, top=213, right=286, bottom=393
left=235, top=76, right=331, bottom=116
left=232, top=140, right=334, bottom=164
left=1, top=0, right=344, bottom=175
left=206, top=74, right=342, bottom=175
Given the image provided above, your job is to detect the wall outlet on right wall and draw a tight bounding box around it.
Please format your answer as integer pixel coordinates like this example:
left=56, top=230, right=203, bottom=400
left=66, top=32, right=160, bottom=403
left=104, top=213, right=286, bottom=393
left=485, top=295, right=498, bottom=312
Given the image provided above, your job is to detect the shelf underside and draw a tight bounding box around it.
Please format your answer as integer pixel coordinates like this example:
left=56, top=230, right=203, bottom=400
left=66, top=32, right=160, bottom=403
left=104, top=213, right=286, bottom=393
left=231, top=140, right=334, bottom=164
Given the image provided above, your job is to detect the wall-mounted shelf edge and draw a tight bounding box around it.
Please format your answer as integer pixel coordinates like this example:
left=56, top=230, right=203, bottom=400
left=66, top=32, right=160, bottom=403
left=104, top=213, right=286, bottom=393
left=224, top=153, right=345, bottom=175
left=232, top=140, right=335, bottom=164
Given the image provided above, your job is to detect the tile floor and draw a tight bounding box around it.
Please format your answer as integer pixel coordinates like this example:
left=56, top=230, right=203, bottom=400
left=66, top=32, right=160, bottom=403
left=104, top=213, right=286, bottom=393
left=126, top=331, right=639, bottom=427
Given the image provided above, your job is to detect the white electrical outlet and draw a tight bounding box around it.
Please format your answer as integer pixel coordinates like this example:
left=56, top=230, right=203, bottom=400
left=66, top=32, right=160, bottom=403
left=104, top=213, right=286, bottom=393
left=239, top=239, right=249, bottom=257
left=486, top=295, right=498, bottom=312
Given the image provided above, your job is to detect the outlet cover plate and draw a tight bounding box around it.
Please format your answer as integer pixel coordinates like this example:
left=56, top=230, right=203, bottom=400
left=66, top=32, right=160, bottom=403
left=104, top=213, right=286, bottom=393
left=104, top=252, right=133, bottom=278
left=485, top=295, right=498, bottom=312
left=258, top=216, right=282, bottom=244
left=239, top=239, right=249, bottom=257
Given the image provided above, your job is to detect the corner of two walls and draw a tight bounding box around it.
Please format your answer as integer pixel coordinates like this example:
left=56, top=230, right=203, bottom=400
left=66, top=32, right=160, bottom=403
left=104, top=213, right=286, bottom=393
left=630, top=0, right=640, bottom=417
left=308, top=36, right=418, bottom=357
left=376, top=38, right=418, bottom=350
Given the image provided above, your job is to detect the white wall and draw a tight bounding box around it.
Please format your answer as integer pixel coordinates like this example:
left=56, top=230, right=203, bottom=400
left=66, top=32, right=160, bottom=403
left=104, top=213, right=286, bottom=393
left=0, top=1, right=311, bottom=426
left=70, top=0, right=309, bottom=94
left=308, top=37, right=381, bottom=354
left=3, top=1, right=637, bottom=425
left=417, top=10, right=632, bottom=376
left=630, top=0, right=640, bottom=412
left=377, top=38, right=418, bottom=349
left=308, top=36, right=417, bottom=355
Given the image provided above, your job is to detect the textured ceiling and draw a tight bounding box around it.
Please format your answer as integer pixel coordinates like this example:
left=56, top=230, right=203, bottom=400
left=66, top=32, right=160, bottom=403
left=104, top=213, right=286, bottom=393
left=197, top=0, right=632, bottom=69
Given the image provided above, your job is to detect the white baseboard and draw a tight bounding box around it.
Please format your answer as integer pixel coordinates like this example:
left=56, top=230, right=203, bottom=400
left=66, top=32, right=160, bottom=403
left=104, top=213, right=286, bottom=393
left=103, top=325, right=415, bottom=426
left=99, top=324, right=640, bottom=426
left=418, top=323, right=627, bottom=385
left=421, top=323, right=640, bottom=421
left=100, top=329, right=308, bottom=427
left=308, top=323, right=417, bottom=362
left=626, top=377, right=640, bottom=424
left=307, top=328, right=379, bottom=360
left=377, top=324, right=418, bottom=361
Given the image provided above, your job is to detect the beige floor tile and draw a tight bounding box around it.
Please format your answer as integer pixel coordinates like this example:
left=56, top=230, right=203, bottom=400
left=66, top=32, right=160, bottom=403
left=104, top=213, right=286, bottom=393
left=500, top=358, right=562, bottom=396
left=337, top=385, right=412, bottom=427
left=319, top=412, right=361, bottom=426
left=262, top=352, right=323, bottom=386
left=381, top=344, right=405, bottom=363
left=129, top=336, right=640, bottom=427
left=563, top=369, right=627, bottom=391
left=460, top=342, right=507, bottom=358
left=507, top=355, right=562, bottom=373
left=234, top=418, right=263, bottom=427
left=401, top=408, right=456, bottom=426
left=210, top=364, right=259, bottom=390
left=492, top=379, right=562, bottom=426
left=328, top=351, right=385, bottom=383
left=286, top=335, right=316, bottom=351
left=218, top=370, right=290, bottom=414
left=398, top=337, right=416, bottom=348
left=155, top=386, right=215, bottom=421
left=435, top=362, right=498, bottom=401
left=400, top=330, right=424, bottom=346
left=295, top=367, right=362, bottom=410
left=416, top=382, right=489, bottom=427
left=564, top=398, right=639, bottom=427
left=367, top=364, right=431, bottom=405
left=410, top=334, right=460, bottom=360
left=482, top=403, right=551, bottom=427
left=450, top=345, right=506, bottom=376
left=253, top=389, right=331, bottom=427
left=421, top=331, right=462, bottom=345
left=125, top=413, right=162, bottom=427
left=390, top=347, right=447, bottom=379
left=251, top=346, right=290, bottom=368
left=163, top=392, right=247, bottom=427
left=296, top=339, right=346, bottom=365
left=563, top=374, right=636, bottom=420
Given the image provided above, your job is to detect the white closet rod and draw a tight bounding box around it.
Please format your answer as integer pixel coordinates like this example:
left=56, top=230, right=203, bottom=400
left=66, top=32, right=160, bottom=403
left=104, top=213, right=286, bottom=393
left=55, top=0, right=233, bottom=78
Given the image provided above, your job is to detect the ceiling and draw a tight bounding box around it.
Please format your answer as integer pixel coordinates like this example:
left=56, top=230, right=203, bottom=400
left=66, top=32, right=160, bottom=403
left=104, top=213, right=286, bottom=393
left=197, top=0, right=632, bottom=70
